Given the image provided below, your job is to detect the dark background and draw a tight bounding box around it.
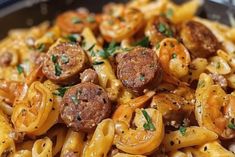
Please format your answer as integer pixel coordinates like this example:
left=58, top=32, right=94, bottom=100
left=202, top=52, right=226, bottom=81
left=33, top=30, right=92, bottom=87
left=0, top=0, right=234, bottom=39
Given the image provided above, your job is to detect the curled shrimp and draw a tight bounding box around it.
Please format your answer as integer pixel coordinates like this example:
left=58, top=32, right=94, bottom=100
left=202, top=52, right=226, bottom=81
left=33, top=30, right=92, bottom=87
left=157, top=38, right=191, bottom=79
left=195, top=73, right=235, bottom=139
left=100, top=6, right=144, bottom=42
left=112, top=91, right=164, bottom=155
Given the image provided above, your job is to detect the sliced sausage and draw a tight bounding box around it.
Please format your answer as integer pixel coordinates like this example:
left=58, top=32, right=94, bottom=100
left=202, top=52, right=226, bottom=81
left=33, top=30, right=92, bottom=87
left=80, top=68, right=99, bottom=84
left=116, top=47, right=163, bottom=95
left=180, top=20, right=221, bottom=58
left=60, top=82, right=111, bottom=132
left=42, top=42, right=89, bottom=85
left=56, top=10, right=98, bottom=34
left=145, top=15, right=176, bottom=46
left=0, top=52, right=13, bottom=67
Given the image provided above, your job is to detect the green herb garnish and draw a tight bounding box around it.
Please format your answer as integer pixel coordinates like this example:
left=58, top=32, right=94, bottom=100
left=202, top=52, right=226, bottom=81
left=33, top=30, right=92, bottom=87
left=51, top=55, right=57, bottom=63
left=93, top=61, right=104, bottom=65
left=53, top=87, right=69, bottom=97
left=71, top=95, right=80, bottom=105
left=98, top=41, right=118, bottom=59
left=197, top=80, right=205, bottom=88
left=166, top=8, right=174, bottom=19
left=172, top=53, right=177, bottom=59
left=37, top=43, right=46, bottom=52
left=71, top=17, right=82, bottom=24
left=158, top=23, right=173, bottom=37
left=142, top=110, right=156, bottom=131
left=17, top=65, right=24, bottom=74
left=155, top=43, right=160, bottom=49
left=61, top=55, right=69, bottom=64
left=228, top=122, right=235, bottom=130
left=86, top=16, right=95, bottom=23
left=216, top=62, right=221, bottom=69
left=179, top=126, right=186, bottom=136
left=66, top=34, right=80, bottom=43
left=133, top=37, right=150, bottom=47
left=139, top=74, right=145, bottom=81
left=55, top=63, right=62, bottom=76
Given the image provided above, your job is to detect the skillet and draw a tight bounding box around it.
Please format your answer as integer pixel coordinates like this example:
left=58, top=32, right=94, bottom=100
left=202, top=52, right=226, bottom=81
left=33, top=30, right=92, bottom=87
left=0, top=0, right=234, bottom=39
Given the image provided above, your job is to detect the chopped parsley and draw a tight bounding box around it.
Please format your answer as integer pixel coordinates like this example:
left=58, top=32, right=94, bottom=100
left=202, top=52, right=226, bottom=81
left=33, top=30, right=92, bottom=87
left=155, top=42, right=160, bottom=49
left=172, top=53, right=177, bottom=59
left=17, top=65, right=24, bottom=74
left=166, top=8, right=174, bottom=19
left=158, top=23, right=173, bottom=37
left=228, top=122, right=235, bottom=130
left=216, top=62, right=221, bottom=69
left=142, top=110, right=156, bottom=131
left=51, top=55, right=57, bottom=63
left=98, top=42, right=118, bottom=59
left=61, top=55, right=69, bottom=64
left=53, top=87, right=69, bottom=97
left=86, top=16, right=95, bottom=23
left=87, top=44, right=96, bottom=51
left=55, top=63, right=62, bottom=76
left=51, top=55, right=62, bottom=76
left=197, top=80, right=205, bottom=88
left=139, top=74, right=145, bottom=81
left=93, top=61, right=104, bottom=65
left=179, top=126, right=186, bottom=136
left=71, top=17, right=82, bottom=24
left=133, top=37, right=150, bottom=47
left=71, top=95, right=80, bottom=105
left=66, top=34, right=80, bottom=43
left=37, top=43, right=46, bottom=52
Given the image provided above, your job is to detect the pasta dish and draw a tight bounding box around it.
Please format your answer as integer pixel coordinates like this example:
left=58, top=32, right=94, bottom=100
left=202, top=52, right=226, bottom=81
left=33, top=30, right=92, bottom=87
left=1, top=0, right=235, bottom=156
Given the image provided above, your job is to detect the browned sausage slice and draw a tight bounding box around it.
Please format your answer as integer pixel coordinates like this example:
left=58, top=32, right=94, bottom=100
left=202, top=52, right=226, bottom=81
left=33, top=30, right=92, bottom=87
left=56, top=11, right=97, bottom=34
left=180, top=20, right=221, bottom=58
left=60, top=82, right=111, bottom=132
left=80, top=68, right=99, bottom=84
left=116, top=47, right=163, bottom=95
left=42, top=42, right=89, bottom=85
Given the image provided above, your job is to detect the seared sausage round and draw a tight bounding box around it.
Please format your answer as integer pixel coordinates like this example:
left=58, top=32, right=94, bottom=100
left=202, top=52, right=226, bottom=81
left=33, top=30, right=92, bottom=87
left=42, top=42, right=89, bottom=85
left=145, top=15, right=176, bottom=45
left=180, top=20, right=221, bottom=58
left=60, top=82, right=111, bottom=132
left=56, top=11, right=97, bottom=34
left=116, top=47, right=162, bottom=94
left=80, top=68, right=99, bottom=84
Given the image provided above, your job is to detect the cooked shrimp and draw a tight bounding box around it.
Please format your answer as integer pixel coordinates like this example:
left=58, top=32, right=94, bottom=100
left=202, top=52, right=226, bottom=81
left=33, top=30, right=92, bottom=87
left=112, top=91, right=164, bottom=155
left=195, top=73, right=235, bottom=139
left=100, top=7, right=144, bottom=42
left=157, top=38, right=191, bottom=79
left=145, top=16, right=175, bottom=46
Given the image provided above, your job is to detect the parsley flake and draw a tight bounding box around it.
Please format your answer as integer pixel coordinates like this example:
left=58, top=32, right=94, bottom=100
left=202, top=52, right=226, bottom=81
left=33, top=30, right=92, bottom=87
left=142, top=110, right=156, bottom=131
left=51, top=55, right=57, bottom=63
left=93, top=61, right=104, bottom=65
left=166, top=8, right=174, bottom=19
left=61, top=55, right=69, bottom=64
left=53, top=87, right=68, bottom=97
left=139, top=74, right=145, bottom=81
left=71, top=17, right=82, bottom=24
left=66, top=34, right=80, bottom=43
left=158, top=23, right=173, bottom=37
left=37, top=43, right=46, bottom=52
left=98, top=42, right=118, bottom=59
left=179, top=126, right=186, bottom=136
left=172, top=53, right=177, bottom=59
left=228, top=122, right=235, bottom=130
left=71, top=95, right=80, bottom=105
left=133, top=37, right=150, bottom=47
left=86, top=16, right=95, bottom=23
left=55, top=63, right=62, bottom=76
left=17, top=65, right=24, bottom=74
